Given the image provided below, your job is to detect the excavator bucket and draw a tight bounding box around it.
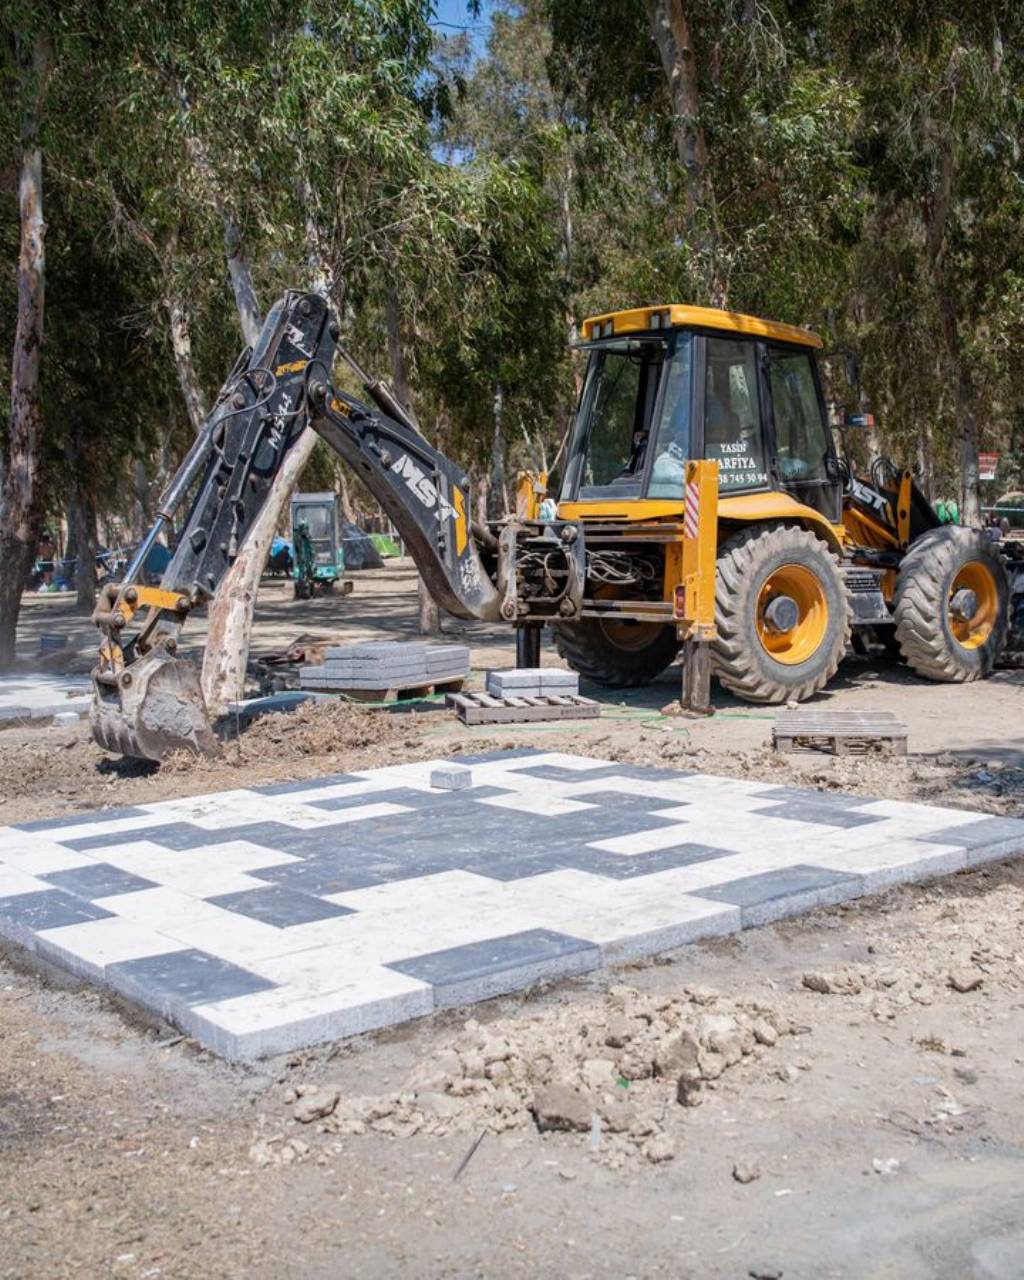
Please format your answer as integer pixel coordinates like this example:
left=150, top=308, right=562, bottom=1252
left=91, top=651, right=220, bottom=762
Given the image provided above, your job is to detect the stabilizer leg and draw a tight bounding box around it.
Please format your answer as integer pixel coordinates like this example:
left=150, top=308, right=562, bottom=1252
left=515, top=625, right=542, bottom=668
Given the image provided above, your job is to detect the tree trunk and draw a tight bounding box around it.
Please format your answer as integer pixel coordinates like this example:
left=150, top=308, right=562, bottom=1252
left=166, top=294, right=208, bottom=433
left=337, top=468, right=356, bottom=524
left=488, top=381, right=507, bottom=520
left=385, top=286, right=417, bottom=422
left=200, top=429, right=318, bottom=716
left=132, top=455, right=150, bottom=540
left=915, top=423, right=934, bottom=502
left=0, top=31, right=50, bottom=669
left=177, top=88, right=262, bottom=351
left=923, top=144, right=980, bottom=525
left=223, top=213, right=261, bottom=348
left=643, top=0, right=723, bottom=304
left=72, top=481, right=98, bottom=614
left=475, top=473, right=490, bottom=525
left=66, top=433, right=98, bottom=613
left=385, top=283, right=439, bottom=634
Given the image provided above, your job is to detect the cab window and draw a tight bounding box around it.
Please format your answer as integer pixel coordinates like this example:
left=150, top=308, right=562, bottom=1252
left=703, top=338, right=768, bottom=492
left=571, top=341, right=664, bottom=499
left=648, top=333, right=693, bottom=497
left=768, top=349, right=831, bottom=485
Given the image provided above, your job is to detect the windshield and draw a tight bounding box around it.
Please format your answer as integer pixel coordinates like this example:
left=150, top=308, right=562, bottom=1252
left=574, top=343, right=663, bottom=497
left=563, top=335, right=696, bottom=501
left=293, top=505, right=334, bottom=543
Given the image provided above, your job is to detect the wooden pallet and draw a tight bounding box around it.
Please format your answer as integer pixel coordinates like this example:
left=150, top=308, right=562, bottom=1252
left=338, top=675, right=467, bottom=703
left=773, top=709, right=908, bottom=756
left=446, top=690, right=601, bottom=725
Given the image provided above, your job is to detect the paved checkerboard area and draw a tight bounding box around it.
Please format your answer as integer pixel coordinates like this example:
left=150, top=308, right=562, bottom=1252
left=1, top=750, right=1021, bottom=1060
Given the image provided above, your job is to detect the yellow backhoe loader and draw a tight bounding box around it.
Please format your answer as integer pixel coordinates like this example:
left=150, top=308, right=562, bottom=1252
left=90, top=292, right=1024, bottom=759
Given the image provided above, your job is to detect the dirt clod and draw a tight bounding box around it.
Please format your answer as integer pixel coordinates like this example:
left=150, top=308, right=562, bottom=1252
left=293, top=1088, right=341, bottom=1123
left=531, top=1084, right=592, bottom=1133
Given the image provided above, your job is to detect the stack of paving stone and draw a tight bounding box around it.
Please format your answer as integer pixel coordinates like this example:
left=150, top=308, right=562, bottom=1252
left=299, top=641, right=470, bottom=693
left=485, top=667, right=580, bottom=698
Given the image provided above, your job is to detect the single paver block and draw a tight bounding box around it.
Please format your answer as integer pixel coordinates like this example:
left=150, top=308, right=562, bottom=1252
left=1, top=750, right=1021, bottom=1061
left=430, top=764, right=473, bottom=791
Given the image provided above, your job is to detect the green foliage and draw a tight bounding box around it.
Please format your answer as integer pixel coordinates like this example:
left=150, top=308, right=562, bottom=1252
left=2, top=0, right=1023, bottom=540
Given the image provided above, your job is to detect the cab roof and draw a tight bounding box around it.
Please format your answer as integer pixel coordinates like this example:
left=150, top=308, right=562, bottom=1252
left=580, top=304, right=822, bottom=349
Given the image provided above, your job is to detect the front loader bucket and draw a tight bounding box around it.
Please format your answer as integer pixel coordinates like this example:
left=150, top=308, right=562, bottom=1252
left=91, top=651, right=221, bottom=762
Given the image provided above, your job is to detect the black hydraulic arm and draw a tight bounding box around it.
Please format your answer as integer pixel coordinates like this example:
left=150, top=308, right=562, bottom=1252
left=96, top=290, right=501, bottom=674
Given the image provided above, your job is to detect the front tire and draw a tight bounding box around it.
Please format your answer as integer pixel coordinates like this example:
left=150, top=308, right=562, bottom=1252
left=711, top=524, right=851, bottom=703
left=552, top=616, right=679, bottom=687
left=894, top=525, right=1008, bottom=681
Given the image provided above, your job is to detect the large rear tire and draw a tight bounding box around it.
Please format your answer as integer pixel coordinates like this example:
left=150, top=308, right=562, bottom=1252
left=997, top=587, right=1024, bottom=668
left=552, top=616, right=679, bottom=687
left=711, top=525, right=851, bottom=703
left=894, top=525, right=1008, bottom=681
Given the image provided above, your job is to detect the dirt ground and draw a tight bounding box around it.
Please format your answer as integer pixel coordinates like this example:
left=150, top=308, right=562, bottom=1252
left=3, top=564, right=1024, bottom=1278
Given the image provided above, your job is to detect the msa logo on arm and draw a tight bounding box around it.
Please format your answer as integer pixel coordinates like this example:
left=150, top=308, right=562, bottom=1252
left=849, top=478, right=893, bottom=523
left=393, top=453, right=455, bottom=522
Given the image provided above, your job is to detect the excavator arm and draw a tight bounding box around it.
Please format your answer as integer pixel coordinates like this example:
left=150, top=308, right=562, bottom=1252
left=92, top=291, right=578, bottom=760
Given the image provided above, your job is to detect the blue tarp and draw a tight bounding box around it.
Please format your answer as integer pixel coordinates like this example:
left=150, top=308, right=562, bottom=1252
left=142, top=542, right=172, bottom=576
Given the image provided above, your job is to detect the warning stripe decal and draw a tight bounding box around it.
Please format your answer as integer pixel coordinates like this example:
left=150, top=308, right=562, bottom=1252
left=683, top=480, right=700, bottom=540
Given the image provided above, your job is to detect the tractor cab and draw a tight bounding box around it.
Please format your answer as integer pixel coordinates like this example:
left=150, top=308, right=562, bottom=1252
left=558, top=305, right=842, bottom=526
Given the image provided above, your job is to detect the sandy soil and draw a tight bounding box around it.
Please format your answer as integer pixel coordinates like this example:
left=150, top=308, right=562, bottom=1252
left=3, top=564, right=1024, bottom=1277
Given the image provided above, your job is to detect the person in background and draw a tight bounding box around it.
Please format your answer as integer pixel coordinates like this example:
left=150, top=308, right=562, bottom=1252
left=35, top=531, right=56, bottom=589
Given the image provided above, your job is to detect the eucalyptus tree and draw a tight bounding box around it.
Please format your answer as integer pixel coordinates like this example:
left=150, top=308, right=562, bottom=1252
left=831, top=2, right=1024, bottom=519
left=0, top=17, right=50, bottom=666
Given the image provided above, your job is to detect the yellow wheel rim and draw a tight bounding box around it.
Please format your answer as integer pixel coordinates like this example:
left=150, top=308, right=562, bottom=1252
left=948, top=560, right=998, bottom=650
left=593, top=584, right=666, bottom=652
left=598, top=618, right=665, bottom=651
left=756, top=563, right=829, bottom=666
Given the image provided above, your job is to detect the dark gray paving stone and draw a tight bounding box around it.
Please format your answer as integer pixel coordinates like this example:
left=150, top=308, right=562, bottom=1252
left=579, top=762, right=698, bottom=783
left=206, top=885, right=355, bottom=928
left=387, top=928, right=597, bottom=991
left=532, top=806, right=680, bottom=841
left=43, top=863, right=158, bottom=900
left=108, top=948, right=274, bottom=1007
left=463, top=841, right=734, bottom=883
left=581, top=842, right=734, bottom=879
left=924, top=816, right=1024, bottom=849
left=14, top=806, right=148, bottom=833
left=694, top=863, right=860, bottom=907
left=64, top=822, right=211, bottom=852
left=582, top=792, right=692, bottom=812
left=693, top=864, right=863, bottom=927
left=749, top=785, right=880, bottom=809
left=501, top=763, right=625, bottom=782
left=307, top=784, right=514, bottom=813
left=252, top=857, right=399, bottom=895
left=0, top=889, right=115, bottom=931
left=749, top=802, right=885, bottom=829
left=249, top=774, right=361, bottom=796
